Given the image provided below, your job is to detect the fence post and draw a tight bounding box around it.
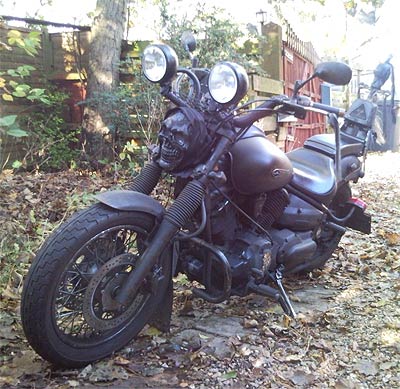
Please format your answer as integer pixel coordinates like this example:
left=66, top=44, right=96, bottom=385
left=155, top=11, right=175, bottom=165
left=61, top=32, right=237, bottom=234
left=260, top=22, right=283, bottom=81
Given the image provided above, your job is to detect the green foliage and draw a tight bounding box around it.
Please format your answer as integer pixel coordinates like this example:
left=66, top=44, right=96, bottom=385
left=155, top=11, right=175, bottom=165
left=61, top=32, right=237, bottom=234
left=18, top=89, right=81, bottom=171
left=0, top=30, right=45, bottom=104
left=0, top=28, right=68, bottom=171
left=82, top=61, right=164, bottom=168
left=158, top=1, right=263, bottom=73
left=6, top=30, right=41, bottom=56
left=0, top=115, right=28, bottom=138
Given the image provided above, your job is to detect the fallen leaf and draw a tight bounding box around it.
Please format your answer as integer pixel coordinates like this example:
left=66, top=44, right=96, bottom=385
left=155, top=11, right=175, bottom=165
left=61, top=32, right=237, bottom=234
left=243, top=319, right=258, bottom=328
left=144, top=326, right=162, bottom=337
left=311, top=339, right=332, bottom=352
left=77, top=364, right=93, bottom=379
left=220, top=370, right=237, bottom=381
left=0, top=326, right=18, bottom=340
left=113, top=356, right=131, bottom=366
left=385, top=232, right=400, bottom=245
left=285, top=354, right=303, bottom=362
left=2, top=285, right=20, bottom=300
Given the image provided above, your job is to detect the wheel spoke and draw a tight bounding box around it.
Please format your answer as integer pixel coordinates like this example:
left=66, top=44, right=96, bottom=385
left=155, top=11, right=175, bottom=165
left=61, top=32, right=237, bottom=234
left=53, top=224, right=154, bottom=343
left=71, top=263, right=91, bottom=282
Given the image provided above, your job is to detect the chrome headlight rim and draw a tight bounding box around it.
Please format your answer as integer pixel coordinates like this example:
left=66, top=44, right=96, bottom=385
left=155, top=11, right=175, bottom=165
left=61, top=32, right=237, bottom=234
left=142, top=44, right=178, bottom=84
left=208, top=61, right=249, bottom=106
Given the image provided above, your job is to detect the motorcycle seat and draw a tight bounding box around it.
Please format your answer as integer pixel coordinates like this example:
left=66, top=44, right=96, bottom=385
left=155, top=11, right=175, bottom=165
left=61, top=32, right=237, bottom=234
left=286, top=147, right=336, bottom=204
left=304, top=134, right=364, bottom=158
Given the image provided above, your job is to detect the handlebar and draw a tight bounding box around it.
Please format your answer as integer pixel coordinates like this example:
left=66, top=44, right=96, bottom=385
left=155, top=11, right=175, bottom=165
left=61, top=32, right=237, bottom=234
left=296, top=96, right=345, bottom=117
left=232, top=99, right=281, bottom=128
left=232, top=95, right=345, bottom=129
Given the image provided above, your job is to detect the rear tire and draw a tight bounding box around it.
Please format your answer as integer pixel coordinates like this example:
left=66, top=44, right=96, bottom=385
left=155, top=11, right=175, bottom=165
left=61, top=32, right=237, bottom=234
left=21, top=203, right=171, bottom=367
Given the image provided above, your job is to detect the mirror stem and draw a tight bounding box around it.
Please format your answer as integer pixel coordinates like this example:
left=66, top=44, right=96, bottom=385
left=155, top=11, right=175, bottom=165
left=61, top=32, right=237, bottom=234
left=293, top=75, right=315, bottom=97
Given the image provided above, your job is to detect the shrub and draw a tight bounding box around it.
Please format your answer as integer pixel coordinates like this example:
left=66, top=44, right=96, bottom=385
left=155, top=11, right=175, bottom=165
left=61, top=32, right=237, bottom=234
left=18, top=89, right=81, bottom=171
left=81, top=62, right=165, bottom=169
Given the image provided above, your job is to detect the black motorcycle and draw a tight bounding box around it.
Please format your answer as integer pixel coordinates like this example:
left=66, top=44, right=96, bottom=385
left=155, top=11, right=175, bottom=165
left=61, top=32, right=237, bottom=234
left=360, top=55, right=396, bottom=151
left=21, top=34, right=377, bottom=367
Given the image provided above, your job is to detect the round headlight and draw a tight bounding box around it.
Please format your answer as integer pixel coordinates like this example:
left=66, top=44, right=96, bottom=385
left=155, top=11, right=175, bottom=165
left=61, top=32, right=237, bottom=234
left=208, top=62, right=249, bottom=106
left=142, top=44, right=178, bottom=84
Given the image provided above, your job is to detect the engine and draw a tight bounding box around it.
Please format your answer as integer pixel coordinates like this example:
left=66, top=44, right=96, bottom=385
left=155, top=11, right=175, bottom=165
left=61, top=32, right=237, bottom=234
left=180, top=181, right=319, bottom=288
left=181, top=185, right=292, bottom=290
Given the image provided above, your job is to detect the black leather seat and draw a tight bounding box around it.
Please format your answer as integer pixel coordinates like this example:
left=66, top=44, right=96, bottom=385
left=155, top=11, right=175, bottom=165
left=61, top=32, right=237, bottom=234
left=287, top=147, right=337, bottom=204
left=304, top=134, right=364, bottom=158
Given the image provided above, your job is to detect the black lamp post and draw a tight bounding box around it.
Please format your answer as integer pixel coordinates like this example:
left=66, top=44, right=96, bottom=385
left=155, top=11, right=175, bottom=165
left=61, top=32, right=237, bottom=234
left=256, top=9, right=267, bottom=29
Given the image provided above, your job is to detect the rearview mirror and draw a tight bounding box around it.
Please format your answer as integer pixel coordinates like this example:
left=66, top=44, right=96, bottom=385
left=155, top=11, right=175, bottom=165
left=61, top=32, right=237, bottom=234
left=314, top=62, right=352, bottom=85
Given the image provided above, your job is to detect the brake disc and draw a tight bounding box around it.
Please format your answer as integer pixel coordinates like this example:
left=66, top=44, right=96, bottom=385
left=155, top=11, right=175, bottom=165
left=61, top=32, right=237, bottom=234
left=82, top=253, right=146, bottom=331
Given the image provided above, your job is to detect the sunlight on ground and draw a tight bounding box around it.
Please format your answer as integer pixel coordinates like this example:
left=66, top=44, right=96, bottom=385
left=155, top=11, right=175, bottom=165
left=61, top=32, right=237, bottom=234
left=334, top=282, right=364, bottom=302
left=380, top=328, right=400, bottom=347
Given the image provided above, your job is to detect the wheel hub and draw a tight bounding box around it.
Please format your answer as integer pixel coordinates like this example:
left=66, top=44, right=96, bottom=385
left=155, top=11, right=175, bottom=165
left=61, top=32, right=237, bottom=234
left=83, top=253, right=146, bottom=331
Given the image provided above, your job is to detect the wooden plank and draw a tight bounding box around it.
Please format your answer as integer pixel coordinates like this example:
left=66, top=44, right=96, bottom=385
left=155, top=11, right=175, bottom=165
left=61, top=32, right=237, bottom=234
left=48, top=71, right=87, bottom=81
left=251, top=75, right=283, bottom=95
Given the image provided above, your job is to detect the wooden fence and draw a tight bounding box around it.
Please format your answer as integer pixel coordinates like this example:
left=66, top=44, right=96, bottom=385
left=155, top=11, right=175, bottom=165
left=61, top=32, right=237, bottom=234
left=256, top=21, right=324, bottom=150
left=1, top=20, right=325, bottom=164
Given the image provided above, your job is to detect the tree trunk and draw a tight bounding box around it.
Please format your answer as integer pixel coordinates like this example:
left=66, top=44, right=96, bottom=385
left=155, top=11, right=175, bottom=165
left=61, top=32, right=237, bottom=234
left=83, top=0, right=128, bottom=165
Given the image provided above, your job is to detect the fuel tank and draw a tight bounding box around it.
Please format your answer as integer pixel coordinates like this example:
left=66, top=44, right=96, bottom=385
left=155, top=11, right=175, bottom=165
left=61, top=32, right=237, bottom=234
left=229, top=126, right=293, bottom=195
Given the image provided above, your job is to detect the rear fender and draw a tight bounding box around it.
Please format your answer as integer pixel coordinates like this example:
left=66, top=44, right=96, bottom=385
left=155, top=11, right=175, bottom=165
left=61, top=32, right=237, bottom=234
left=345, top=207, right=371, bottom=234
left=95, top=190, right=165, bottom=219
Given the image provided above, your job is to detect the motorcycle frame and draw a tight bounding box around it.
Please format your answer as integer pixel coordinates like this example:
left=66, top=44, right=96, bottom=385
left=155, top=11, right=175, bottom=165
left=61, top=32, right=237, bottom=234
left=101, top=69, right=373, bottom=310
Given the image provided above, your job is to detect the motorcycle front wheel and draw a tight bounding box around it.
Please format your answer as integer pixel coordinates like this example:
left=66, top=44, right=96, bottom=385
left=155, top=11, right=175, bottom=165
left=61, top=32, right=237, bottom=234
left=21, top=203, right=171, bottom=367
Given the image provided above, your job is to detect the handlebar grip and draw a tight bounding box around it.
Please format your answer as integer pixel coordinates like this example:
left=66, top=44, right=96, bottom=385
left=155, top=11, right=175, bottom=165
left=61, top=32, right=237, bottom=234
left=310, top=101, right=345, bottom=117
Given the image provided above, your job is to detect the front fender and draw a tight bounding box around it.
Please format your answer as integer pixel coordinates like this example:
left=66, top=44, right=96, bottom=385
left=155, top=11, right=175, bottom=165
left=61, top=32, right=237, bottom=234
left=95, top=190, right=165, bottom=218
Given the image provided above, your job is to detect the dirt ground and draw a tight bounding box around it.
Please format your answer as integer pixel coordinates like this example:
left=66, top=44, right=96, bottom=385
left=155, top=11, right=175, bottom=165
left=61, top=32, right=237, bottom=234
left=0, top=152, right=399, bottom=388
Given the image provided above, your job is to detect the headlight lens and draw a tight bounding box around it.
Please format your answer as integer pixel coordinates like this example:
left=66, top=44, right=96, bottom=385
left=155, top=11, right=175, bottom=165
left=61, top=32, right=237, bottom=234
left=208, top=62, right=249, bottom=105
left=142, top=44, right=178, bottom=84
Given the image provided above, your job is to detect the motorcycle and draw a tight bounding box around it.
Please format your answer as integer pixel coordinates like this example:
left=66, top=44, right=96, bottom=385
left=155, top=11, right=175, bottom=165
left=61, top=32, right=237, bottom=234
left=359, top=55, right=396, bottom=150
left=21, top=33, right=377, bottom=367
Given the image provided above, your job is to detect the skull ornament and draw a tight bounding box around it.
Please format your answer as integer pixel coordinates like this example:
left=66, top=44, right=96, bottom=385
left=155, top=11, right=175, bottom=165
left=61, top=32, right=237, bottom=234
left=158, top=111, right=190, bottom=171
left=157, top=107, right=210, bottom=172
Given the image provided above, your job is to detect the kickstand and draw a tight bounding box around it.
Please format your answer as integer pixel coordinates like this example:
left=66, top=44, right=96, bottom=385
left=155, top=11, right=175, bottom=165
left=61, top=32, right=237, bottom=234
left=274, top=267, right=297, bottom=318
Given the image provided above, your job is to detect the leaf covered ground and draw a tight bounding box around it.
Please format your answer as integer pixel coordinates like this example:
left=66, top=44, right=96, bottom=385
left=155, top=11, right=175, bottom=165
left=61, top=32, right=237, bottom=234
left=0, top=152, right=399, bottom=388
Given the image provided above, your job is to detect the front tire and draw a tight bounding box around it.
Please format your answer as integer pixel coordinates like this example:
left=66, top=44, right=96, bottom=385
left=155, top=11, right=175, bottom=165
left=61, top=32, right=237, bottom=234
left=21, top=203, right=171, bottom=367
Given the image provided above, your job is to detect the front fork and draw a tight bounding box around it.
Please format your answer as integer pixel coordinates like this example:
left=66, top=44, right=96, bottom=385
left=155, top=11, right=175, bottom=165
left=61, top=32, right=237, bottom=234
left=115, top=179, right=206, bottom=306
left=115, top=133, right=236, bottom=307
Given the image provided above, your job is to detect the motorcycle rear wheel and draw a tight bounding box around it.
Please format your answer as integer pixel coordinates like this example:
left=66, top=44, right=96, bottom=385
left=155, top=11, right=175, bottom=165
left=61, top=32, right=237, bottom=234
left=21, top=203, right=171, bottom=367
